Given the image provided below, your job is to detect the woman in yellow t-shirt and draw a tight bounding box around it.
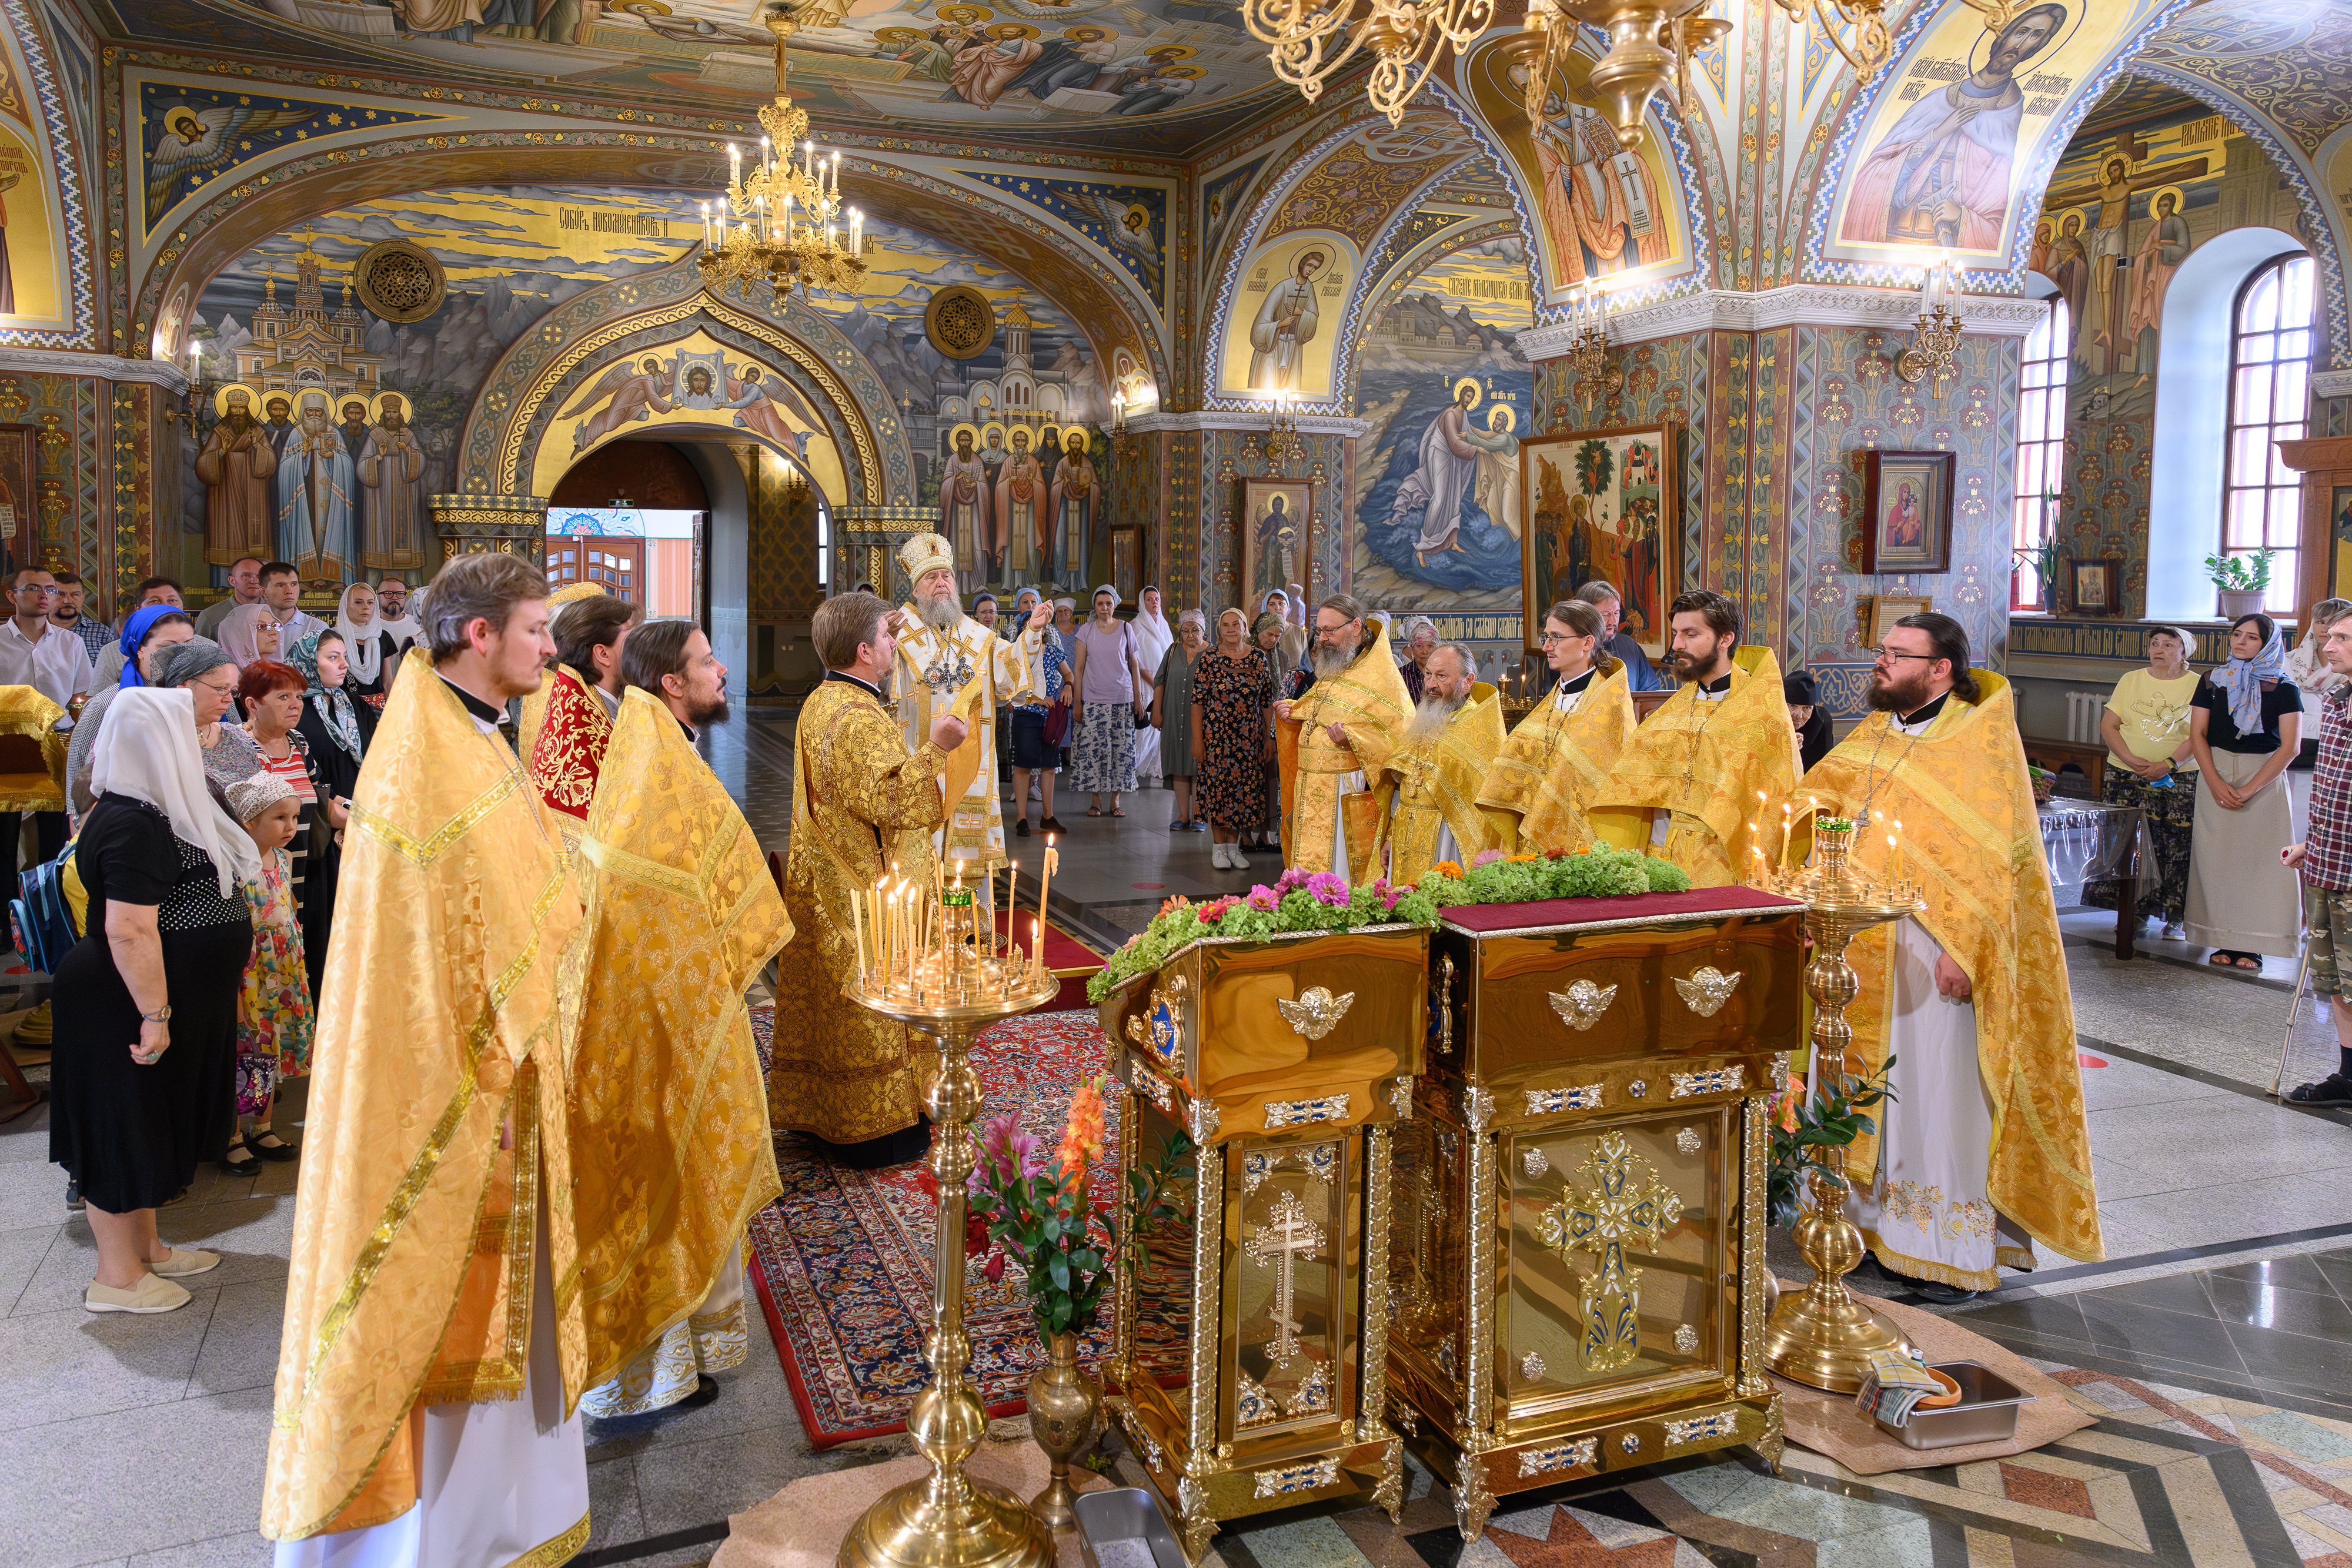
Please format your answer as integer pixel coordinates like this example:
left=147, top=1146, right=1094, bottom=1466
left=2094, top=625, right=2200, bottom=937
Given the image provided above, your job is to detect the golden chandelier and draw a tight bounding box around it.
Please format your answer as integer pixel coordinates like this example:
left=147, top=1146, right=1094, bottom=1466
left=1252, top=0, right=1891, bottom=145
left=699, top=10, right=867, bottom=300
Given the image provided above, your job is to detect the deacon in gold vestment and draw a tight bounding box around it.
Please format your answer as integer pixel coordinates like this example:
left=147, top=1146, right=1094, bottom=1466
left=1799, top=614, right=2102, bottom=1297
left=1277, top=593, right=1411, bottom=881
left=515, top=580, right=610, bottom=764
left=888, top=532, right=1051, bottom=872
left=1588, top=590, right=1797, bottom=887
left=266, top=559, right=590, bottom=1568
left=771, top=590, right=968, bottom=1167
left=1478, top=599, right=1635, bottom=855
left=570, top=655, right=791, bottom=1417
left=1369, top=642, right=1510, bottom=884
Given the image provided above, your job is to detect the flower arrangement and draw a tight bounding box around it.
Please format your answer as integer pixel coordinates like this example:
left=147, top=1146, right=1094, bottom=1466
left=960, top=1076, right=1195, bottom=1339
left=1766, top=1054, right=1898, bottom=1227
left=1085, top=848, right=1692, bottom=1001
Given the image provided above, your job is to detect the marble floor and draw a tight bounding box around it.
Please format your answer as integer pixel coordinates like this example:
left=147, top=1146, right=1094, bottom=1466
left=5, top=708, right=2351, bottom=1566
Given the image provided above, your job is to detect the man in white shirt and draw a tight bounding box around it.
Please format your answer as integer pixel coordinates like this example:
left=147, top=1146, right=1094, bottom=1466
left=0, top=567, right=94, bottom=888
left=195, top=556, right=265, bottom=641
left=258, top=560, right=328, bottom=647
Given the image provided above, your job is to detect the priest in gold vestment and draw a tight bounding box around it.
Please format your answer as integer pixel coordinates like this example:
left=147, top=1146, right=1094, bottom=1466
left=1588, top=589, right=1797, bottom=887
left=266, top=557, right=590, bottom=1568
left=771, top=590, right=969, bottom=1168
left=570, top=630, right=791, bottom=1417
left=887, top=532, right=1051, bottom=873
left=1479, top=598, right=1636, bottom=855
left=1277, top=593, right=1411, bottom=881
left=1798, top=613, right=2102, bottom=1300
left=526, top=592, right=640, bottom=850
left=1369, top=642, right=1509, bottom=884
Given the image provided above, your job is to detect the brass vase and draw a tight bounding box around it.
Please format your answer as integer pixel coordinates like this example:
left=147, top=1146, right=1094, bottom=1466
left=1026, top=1328, right=1099, bottom=1532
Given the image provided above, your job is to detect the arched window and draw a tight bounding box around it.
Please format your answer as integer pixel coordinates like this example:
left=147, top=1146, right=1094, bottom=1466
left=2221, top=253, right=2314, bottom=613
left=2013, top=296, right=2069, bottom=610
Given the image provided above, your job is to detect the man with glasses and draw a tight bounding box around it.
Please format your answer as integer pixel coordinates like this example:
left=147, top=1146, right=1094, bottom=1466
left=1589, top=589, right=1798, bottom=886
left=1796, top=611, right=2102, bottom=1303
left=1480, top=597, right=1636, bottom=854
left=0, top=567, right=93, bottom=891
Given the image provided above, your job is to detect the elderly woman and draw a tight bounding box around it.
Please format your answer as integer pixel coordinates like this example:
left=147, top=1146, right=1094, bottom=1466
left=51, top=686, right=256, bottom=1311
left=2092, top=625, right=2200, bottom=937
left=1194, top=607, right=1276, bottom=870
left=2187, top=613, right=2303, bottom=969
left=1154, top=609, right=1208, bottom=832
left=216, top=601, right=283, bottom=669
left=69, top=607, right=196, bottom=818
left=1068, top=585, right=1150, bottom=817
left=153, top=638, right=263, bottom=788
left=1398, top=616, right=1439, bottom=704
left=1132, top=586, right=1174, bottom=789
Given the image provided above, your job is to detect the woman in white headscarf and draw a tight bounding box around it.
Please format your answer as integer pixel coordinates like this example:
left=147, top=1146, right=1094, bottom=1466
left=51, top=686, right=259, bottom=1313
left=216, top=601, right=282, bottom=668
left=1130, top=584, right=1172, bottom=790
left=332, top=581, right=390, bottom=700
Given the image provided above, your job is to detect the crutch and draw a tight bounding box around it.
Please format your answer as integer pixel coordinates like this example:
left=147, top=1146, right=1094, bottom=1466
left=2274, top=941, right=2313, bottom=1098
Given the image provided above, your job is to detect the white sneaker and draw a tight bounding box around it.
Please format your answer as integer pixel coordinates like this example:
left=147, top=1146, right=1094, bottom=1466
left=85, top=1273, right=193, bottom=1314
left=1229, top=847, right=1252, bottom=871
left=1211, top=842, right=1232, bottom=870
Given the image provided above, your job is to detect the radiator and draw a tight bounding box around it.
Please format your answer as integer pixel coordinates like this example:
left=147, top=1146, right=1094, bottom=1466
left=2064, top=690, right=2104, bottom=745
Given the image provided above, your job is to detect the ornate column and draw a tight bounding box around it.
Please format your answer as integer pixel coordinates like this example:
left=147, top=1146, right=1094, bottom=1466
left=428, top=493, right=547, bottom=565
left=836, top=503, right=938, bottom=603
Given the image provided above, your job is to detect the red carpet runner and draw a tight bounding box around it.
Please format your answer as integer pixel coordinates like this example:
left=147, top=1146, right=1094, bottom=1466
left=747, top=1005, right=1121, bottom=1446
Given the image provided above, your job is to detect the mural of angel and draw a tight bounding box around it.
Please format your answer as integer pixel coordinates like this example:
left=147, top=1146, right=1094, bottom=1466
left=562, top=355, right=676, bottom=452
left=145, top=101, right=320, bottom=222
left=724, top=365, right=817, bottom=457
left=1054, top=186, right=1164, bottom=300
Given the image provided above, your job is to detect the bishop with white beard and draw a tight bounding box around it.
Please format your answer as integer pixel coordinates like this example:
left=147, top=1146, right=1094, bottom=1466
left=1369, top=643, right=1510, bottom=885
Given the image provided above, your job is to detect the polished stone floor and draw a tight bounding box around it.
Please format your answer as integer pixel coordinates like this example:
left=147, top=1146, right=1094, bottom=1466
left=5, top=709, right=2351, bottom=1567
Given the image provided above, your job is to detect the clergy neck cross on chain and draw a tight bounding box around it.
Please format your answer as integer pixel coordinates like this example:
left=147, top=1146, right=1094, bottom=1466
left=1246, top=1189, right=1326, bottom=1369
left=1539, top=1131, right=1685, bottom=1373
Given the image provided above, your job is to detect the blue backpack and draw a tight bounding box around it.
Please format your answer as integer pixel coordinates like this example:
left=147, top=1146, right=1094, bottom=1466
left=10, top=838, right=82, bottom=977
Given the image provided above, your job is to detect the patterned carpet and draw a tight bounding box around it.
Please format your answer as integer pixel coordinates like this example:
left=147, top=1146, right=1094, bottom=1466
left=746, top=1006, right=1124, bottom=1447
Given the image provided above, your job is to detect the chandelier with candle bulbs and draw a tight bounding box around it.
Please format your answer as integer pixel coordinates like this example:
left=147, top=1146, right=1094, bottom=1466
left=697, top=10, right=867, bottom=300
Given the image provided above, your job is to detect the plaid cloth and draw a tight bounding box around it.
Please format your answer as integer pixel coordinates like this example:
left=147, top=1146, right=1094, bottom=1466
left=2304, top=686, right=2352, bottom=892
left=58, top=614, right=113, bottom=663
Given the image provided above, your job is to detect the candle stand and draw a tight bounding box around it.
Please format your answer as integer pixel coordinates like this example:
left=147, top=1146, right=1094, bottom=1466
left=1750, top=818, right=1924, bottom=1394
left=837, top=876, right=1065, bottom=1568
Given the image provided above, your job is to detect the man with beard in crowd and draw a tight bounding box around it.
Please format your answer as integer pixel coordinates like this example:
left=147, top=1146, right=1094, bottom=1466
left=1369, top=641, right=1508, bottom=885
left=1588, top=588, right=1796, bottom=886
left=1275, top=591, right=1410, bottom=879
left=1796, top=612, right=2102, bottom=1302
left=886, top=532, right=1053, bottom=874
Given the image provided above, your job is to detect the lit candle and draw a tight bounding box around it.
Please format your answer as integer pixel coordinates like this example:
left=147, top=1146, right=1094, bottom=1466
left=1779, top=802, right=1793, bottom=871
left=727, top=143, right=741, bottom=192
left=188, top=340, right=201, bottom=376
left=1034, top=840, right=1058, bottom=982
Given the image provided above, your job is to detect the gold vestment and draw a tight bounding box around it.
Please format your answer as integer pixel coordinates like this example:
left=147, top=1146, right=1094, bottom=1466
left=891, top=612, right=1039, bottom=871
left=1476, top=662, right=1635, bottom=855
left=769, top=675, right=951, bottom=1145
left=567, top=689, right=792, bottom=1393
left=1370, top=684, right=1511, bottom=885
left=263, top=651, right=586, bottom=1543
left=1278, top=629, right=1411, bottom=880
left=1589, top=647, right=1798, bottom=887
left=0, top=685, right=67, bottom=813
left=1798, top=673, right=2104, bottom=1265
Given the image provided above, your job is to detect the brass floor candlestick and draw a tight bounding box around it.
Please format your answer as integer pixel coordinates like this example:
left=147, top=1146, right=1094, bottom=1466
left=839, top=892, right=1062, bottom=1568
left=1754, top=820, right=1921, bottom=1395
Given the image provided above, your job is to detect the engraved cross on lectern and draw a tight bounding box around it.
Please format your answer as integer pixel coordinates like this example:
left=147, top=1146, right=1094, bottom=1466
left=1539, top=1131, right=1685, bottom=1373
left=1246, top=1189, right=1326, bottom=1368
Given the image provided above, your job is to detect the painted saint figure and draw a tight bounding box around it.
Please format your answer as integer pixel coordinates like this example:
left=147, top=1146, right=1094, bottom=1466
left=1531, top=96, right=1668, bottom=282
left=1248, top=250, right=1325, bottom=392
left=275, top=390, right=357, bottom=582
left=359, top=394, right=428, bottom=573
left=995, top=428, right=1047, bottom=586
left=2122, top=188, right=2190, bottom=375
left=940, top=426, right=994, bottom=590
left=1046, top=429, right=1096, bottom=588
left=1838, top=4, right=2067, bottom=250
left=198, top=388, right=279, bottom=566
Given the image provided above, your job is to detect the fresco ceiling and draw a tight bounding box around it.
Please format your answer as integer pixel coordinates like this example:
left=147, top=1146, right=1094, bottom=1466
left=82, top=0, right=1314, bottom=159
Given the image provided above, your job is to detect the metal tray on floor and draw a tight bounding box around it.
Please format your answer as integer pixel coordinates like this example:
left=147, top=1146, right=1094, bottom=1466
left=1873, top=1360, right=2033, bottom=1450
left=1074, top=1486, right=1187, bottom=1568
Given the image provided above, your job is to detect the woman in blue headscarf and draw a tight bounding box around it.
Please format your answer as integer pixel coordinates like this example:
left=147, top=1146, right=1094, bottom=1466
left=2187, top=611, right=2302, bottom=969
left=66, top=604, right=198, bottom=818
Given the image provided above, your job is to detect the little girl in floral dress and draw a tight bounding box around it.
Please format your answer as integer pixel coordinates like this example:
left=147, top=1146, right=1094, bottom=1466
left=222, top=774, right=314, bottom=1176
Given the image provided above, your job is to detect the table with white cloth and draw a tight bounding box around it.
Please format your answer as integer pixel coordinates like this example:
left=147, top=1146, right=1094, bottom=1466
left=2039, top=798, right=2156, bottom=958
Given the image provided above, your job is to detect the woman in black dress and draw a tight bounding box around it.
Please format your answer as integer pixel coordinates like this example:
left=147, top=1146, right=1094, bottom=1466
left=289, top=631, right=375, bottom=993
left=52, top=686, right=257, bottom=1313
left=1192, top=607, right=1275, bottom=872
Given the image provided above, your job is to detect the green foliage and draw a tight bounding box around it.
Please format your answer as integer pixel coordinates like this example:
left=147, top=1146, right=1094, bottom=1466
left=1766, top=1056, right=1897, bottom=1228
left=2205, top=549, right=2277, bottom=591
left=966, top=1128, right=1194, bottom=1342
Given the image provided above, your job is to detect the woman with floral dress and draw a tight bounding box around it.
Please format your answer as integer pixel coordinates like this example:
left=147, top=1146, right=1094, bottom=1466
left=1192, top=607, right=1275, bottom=871
left=221, top=773, right=312, bottom=1177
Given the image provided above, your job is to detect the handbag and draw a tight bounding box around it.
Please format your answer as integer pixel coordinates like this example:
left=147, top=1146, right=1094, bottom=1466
left=1043, top=701, right=1072, bottom=747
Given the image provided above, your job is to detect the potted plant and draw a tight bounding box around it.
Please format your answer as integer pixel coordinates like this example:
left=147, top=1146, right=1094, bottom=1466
left=960, top=1084, right=1194, bottom=1530
left=2206, top=549, right=2276, bottom=620
left=2014, top=529, right=2060, bottom=610
left=1766, top=1054, right=1898, bottom=1230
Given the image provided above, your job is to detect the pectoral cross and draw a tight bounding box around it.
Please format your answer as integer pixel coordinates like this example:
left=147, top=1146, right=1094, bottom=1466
left=1540, top=1131, right=1684, bottom=1373
left=1246, top=1189, right=1326, bottom=1368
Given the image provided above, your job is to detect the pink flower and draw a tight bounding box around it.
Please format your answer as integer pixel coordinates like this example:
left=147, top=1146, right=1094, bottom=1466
left=1197, top=895, right=1238, bottom=922
left=1305, top=871, right=1349, bottom=907
left=1245, top=885, right=1280, bottom=910
left=1273, top=866, right=1312, bottom=895
left=1472, top=848, right=1506, bottom=868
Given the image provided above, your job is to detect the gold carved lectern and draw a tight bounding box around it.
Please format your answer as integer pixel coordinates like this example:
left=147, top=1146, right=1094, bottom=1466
left=1390, top=889, right=1803, bottom=1540
left=1098, top=925, right=1429, bottom=1564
